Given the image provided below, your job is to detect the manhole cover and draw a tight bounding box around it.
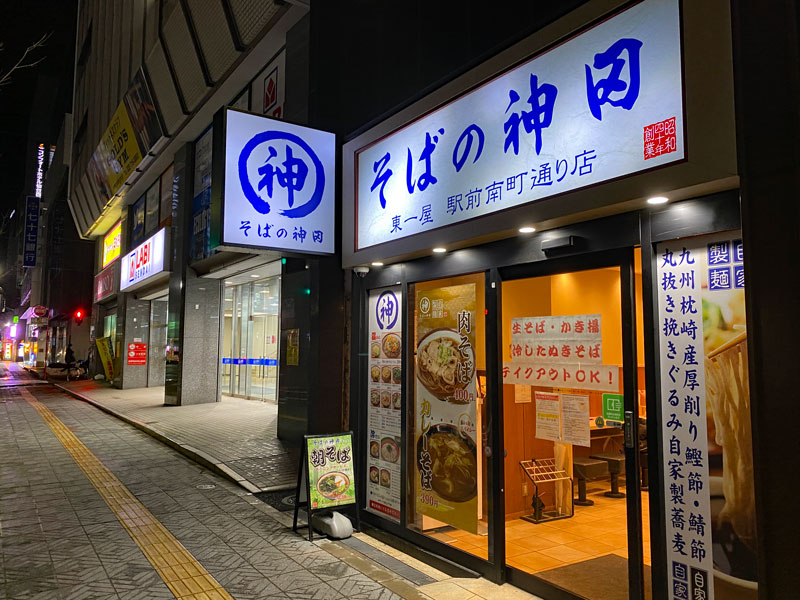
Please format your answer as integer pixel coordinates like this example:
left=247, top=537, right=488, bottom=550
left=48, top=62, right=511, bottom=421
left=196, top=484, right=216, bottom=490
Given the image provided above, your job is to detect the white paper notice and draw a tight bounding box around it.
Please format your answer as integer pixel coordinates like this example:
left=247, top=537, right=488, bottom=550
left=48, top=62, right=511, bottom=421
left=535, top=392, right=561, bottom=442
left=560, top=394, right=590, bottom=447
left=515, top=385, right=532, bottom=404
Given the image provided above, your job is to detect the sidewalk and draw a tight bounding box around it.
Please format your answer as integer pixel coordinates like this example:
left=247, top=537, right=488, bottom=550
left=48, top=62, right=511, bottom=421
left=55, top=378, right=298, bottom=494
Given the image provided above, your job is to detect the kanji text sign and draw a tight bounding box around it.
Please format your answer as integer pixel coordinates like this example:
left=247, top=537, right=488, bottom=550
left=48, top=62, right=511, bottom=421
left=354, top=0, right=683, bottom=250
left=221, top=109, right=335, bottom=254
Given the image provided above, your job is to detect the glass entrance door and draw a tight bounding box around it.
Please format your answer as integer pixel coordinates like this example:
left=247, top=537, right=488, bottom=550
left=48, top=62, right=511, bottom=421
left=221, top=276, right=280, bottom=402
left=499, top=252, right=647, bottom=600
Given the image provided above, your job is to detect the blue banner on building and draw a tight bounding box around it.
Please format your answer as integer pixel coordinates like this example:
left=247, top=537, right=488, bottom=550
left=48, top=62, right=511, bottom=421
left=23, top=196, right=39, bottom=267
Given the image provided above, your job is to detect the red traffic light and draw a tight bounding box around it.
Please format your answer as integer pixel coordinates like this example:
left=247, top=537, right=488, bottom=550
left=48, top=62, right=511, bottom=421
left=74, top=309, right=84, bottom=325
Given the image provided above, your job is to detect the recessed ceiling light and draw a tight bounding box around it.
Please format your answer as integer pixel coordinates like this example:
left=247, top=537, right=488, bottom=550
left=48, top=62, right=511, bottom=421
left=519, top=226, right=536, bottom=233
left=432, top=247, right=447, bottom=253
left=371, top=262, right=384, bottom=266
left=646, top=196, right=669, bottom=205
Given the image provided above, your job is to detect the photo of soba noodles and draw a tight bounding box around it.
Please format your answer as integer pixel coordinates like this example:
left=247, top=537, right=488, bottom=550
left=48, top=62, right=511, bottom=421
left=703, top=288, right=758, bottom=597
left=417, top=424, right=477, bottom=502
left=416, top=328, right=475, bottom=403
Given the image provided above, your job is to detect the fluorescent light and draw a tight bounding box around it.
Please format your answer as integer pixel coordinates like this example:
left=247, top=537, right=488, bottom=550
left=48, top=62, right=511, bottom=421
left=371, top=262, right=384, bottom=267
left=647, top=196, right=669, bottom=205
left=225, top=281, right=233, bottom=285
left=519, top=226, right=536, bottom=233
left=250, top=274, right=259, bottom=278
left=432, top=247, right=447, bottom=253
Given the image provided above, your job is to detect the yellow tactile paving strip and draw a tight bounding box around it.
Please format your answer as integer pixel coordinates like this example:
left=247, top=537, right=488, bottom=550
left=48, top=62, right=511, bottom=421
left=20, top=388, right=234, bottom=600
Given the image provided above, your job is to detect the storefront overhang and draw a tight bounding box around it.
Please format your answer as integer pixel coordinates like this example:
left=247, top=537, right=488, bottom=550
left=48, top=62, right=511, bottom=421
left=342, top=0, right=737, bottom=268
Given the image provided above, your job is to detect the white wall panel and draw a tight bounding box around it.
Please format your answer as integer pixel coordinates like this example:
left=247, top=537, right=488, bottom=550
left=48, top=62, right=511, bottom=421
left=187, top=0, right=240, bottom=83
left=145, top=40, right=184, bottom=134
left=162, top=6, right=208, bottom=111
left=229, top=0, right=282, bottom=46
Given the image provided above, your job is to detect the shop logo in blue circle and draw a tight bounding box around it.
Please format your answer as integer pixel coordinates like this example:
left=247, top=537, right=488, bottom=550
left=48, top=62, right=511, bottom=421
left=238, top=130, right=325, bottom=219
left=376, top=291, right=398, bottom=330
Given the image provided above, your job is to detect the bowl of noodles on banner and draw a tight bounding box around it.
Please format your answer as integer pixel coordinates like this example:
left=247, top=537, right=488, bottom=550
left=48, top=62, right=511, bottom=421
left=416, top=328, right=475, bottom=404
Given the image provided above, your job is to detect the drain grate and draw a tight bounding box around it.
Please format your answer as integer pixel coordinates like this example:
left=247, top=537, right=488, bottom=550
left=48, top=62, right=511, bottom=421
left=196, top=483, right=216, bottom=490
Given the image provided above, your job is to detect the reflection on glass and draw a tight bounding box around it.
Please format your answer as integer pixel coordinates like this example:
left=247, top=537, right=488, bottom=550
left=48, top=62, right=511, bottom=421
left=407, top=272, right=489, bottom=560
left=221, top=274, right=280, bottom=402
left=500, top=266, right=647, bottom=600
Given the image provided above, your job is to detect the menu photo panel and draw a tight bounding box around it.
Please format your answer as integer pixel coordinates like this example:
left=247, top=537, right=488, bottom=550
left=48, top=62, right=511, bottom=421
left=366, top=286, right=403, bottom=523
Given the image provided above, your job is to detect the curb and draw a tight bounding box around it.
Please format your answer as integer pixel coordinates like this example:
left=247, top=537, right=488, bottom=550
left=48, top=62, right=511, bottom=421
left=52, top=383, right=293, bottom=495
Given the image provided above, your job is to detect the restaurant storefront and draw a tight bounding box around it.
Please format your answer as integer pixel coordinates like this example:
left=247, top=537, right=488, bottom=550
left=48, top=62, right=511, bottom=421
left=343, top=1, right=757, bottom=598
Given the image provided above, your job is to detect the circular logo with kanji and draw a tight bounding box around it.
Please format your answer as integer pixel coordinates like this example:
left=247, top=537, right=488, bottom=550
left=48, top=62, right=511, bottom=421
left=238, top=130, right=325, bottom=219
left=419, top=296, right=430, bottom=315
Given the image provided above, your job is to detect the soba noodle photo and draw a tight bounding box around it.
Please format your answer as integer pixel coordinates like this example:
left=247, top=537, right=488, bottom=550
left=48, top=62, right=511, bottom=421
left=420, top=426, right=477, bottom=502
left=416, top=329, right=474, bottom=402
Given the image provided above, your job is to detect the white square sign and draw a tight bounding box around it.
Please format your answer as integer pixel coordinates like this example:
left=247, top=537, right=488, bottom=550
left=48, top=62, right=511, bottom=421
left=222, top=109, right=335, bottom=254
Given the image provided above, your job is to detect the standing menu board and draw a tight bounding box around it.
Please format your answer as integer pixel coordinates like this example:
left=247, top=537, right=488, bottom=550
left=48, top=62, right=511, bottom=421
left=366, top=286, right=402, bottom=523
left=414, top=283, right=479, bottom=534
left=293, top=432, right=358, bottom=542
left=656, top=230, right=758, bottom=599
left=306, top=433, right=356, bottom=510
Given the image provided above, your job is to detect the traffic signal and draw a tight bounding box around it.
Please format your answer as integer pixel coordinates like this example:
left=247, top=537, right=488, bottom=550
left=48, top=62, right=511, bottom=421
left=74, top=309, right=84, bottom=326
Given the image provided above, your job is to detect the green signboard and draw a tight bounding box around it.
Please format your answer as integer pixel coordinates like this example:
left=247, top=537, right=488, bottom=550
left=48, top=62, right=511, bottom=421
left=602, top=393, right=624, bottom=422
left=294, top=432, right=358, bottom=541
left=306, top=433, right=356, bottom=510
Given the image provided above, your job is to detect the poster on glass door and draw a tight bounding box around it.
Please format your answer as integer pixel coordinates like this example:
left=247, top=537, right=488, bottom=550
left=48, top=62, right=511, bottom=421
left=366, top=286, right=402, bottom=523
left=656, top=230, right=757, bottom=600
left=414, top=283, right=478, bottom=534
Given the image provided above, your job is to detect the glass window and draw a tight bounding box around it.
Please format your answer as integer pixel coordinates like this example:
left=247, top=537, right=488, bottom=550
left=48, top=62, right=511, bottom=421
left=191, top=127, right=213, bottom=262
left=407, top=272, right=488, bottom=559
left=500, top=266, right=637, bottom=597
left=159, top=164, right=173, bottom=227
left=221, top=275, right=281, bottom=403
left=144, top=180, right=159, bottom=238
left=131, top=195, right=145, bottom=247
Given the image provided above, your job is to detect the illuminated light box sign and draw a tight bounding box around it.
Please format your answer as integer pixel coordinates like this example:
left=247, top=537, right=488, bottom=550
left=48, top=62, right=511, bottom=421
left=354, top=0, right=683, bottom=250
left=120, top=228, right=166, bottom=291
left=94, top=261, right=119, bottom=303
left=102, top=221, right=122, bottom=267
left=212, top=108, right=335, bottom=255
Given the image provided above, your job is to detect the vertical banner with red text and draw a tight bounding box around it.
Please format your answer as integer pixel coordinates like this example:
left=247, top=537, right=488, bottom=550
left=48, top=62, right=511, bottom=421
left=415, top=283, right=478, bottom=533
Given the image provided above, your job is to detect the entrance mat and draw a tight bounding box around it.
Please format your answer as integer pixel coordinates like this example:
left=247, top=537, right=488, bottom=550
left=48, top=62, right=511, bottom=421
left=254, top=490, right=298, bottom=512
left=535, top=554, right=652, bottom=600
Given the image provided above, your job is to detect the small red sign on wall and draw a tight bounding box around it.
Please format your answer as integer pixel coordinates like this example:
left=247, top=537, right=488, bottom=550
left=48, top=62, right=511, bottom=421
left=643, top=117, right=677, bottom=160
left=127, top=342, right=147, bottom=366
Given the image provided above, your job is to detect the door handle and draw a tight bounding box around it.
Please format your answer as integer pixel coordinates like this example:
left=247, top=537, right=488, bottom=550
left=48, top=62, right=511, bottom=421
left=624, top=410, right=635, bottom=449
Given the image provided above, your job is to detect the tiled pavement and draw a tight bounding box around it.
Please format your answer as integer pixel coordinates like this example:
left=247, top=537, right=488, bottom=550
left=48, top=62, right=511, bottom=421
left=54, top=379, right=297, bottom=492
left=0, top=381, right=405, bottom=599
left=0, top=367, right=544, bottom=600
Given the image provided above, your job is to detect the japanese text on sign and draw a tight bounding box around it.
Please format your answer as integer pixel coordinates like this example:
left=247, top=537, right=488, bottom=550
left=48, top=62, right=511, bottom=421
left=503, top=362, right=619, bottom=392
left=221, top=109, right=335, bottom=254
left=23, top=196, right=39, bottom=267
left=355, top=0, right=683, bottom=250
left=657, top=240, right=715, bottom=598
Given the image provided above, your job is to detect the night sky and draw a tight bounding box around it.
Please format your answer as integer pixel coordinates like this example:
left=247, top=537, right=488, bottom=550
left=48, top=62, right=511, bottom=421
left=0, top=1, right=77, bottom=216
